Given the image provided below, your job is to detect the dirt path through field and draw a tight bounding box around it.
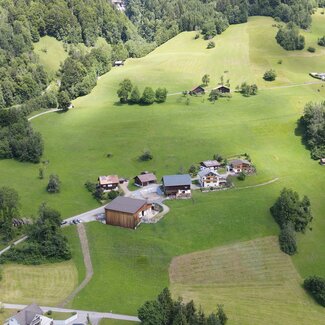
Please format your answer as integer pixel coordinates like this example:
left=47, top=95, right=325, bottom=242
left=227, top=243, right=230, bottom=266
left=58, top=223, right=93, bottom=307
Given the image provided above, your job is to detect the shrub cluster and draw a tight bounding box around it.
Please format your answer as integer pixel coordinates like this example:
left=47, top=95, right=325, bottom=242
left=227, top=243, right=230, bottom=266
left=238, top=82, right=258, bottom=96
left=2, top=204, right=71, bottom=265
left=117, top=79, right=167, bottom=105
left=275, top=23, right=305, bottom=51
left=304, top=276, right=325, bottom=307
left=270, top=188, right=313, bottom=255
left=263, top=69, right=277, bottom=82
left=318, top=36, right=325, bottom=46
left=84, top=181, right=119, bottom=202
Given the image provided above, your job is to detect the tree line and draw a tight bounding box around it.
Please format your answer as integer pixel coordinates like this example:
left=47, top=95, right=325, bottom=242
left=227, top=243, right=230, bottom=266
left=0, top=109, right=43, bottom=163
left=138, top=288, right=227, bottom=325
left=117, top=79, right=168, bottom=105
left=126, top=0, right=315, bottom=47
left=300, top=101, right=325, bottom=160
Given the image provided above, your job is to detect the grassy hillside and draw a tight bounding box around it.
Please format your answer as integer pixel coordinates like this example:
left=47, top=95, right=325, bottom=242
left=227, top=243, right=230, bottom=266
left=34, top=36, right=68, bottom=77
left=0, top=13, right=324, bottom=320
left=170, top=237, right=325, bottom=325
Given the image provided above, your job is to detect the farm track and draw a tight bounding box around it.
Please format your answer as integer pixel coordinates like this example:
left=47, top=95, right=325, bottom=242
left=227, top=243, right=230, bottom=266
left=58, top=223, right=93, bottom=307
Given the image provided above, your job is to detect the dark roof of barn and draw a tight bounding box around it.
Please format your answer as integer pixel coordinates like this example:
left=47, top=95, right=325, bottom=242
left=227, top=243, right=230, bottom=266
left=105, top=196, right=147, bottom=214
left=162, top=174, right=191, bottom=187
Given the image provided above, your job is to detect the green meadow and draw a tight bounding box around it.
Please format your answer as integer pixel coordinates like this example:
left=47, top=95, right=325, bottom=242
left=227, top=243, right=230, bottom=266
left=1, top=12, right=325, bottom=324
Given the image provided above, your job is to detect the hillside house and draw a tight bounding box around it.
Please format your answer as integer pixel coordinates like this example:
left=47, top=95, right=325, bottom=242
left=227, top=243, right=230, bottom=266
left=134, top=172, right=157, bottom=187
left=189, top=86, right=205, bottom=96
left=214, top=85, right=230, bottom=93
left=200, top=160, right=221, bottom=171
left=162, top=174, right=192, bottom=198
left=229, top=159, right=251, bottom=173
left=114, top=60, right=124, bottom=67
left=98, top=175, right=119, bottom=191
left=198, top=169, right=227, bottom=188
left=104, top=196, right=152, bottom=229
left=4, top=304, right=53, bottom=325
left=111, top=0, right=125, bottom=11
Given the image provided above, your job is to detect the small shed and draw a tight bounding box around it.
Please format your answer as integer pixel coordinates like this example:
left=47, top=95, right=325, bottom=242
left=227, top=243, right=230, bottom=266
left=200, top=160, right=221, bottom=170
left=114, top=60, right=124, bottom=67
left=320, top=158, right=325, bottom=165
left=189, top=86, right=205, bottom=96
left=162, top=174, right=192, bottom=198
left=98, top=175, right=119, bottom=191
left=105, top=196, right=152, bottom=229
left=134, top=173, right=157, bottom=187
left=214, top=85, right=230, bottom=93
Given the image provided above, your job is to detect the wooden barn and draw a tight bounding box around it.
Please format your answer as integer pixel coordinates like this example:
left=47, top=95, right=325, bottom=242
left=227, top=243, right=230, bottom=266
left=134, top=173, right=157, bottom=187
left=98, top=175, right=119, bottom=191
left=162, top=174, right=192, bottom=198
left=104, top=196, right=152, bottom=229
left=189, top=86, right=205, bottom=96
left=214, top=85, right=230, bottom=93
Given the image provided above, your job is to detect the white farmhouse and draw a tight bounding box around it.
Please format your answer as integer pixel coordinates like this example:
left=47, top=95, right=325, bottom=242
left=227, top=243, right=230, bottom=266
left=198, top=169, right=227, bottom=188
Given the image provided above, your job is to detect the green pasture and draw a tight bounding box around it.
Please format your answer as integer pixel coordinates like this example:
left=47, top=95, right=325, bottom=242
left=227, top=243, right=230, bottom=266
left=0, top=14, right=325, bottom=322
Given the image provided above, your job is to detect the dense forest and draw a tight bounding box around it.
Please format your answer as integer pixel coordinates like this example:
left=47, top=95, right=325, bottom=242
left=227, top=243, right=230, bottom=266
left=126, top=0, right=316, bottom=45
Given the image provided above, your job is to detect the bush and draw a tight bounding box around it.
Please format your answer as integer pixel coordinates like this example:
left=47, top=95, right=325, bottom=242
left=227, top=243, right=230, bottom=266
left=239, top=82, right=258, bottom=96
left=304, top=276, right=325, bottom=306
left=207, top=41, right=215, bottom=49
left=279, top=225, right=297, bottom=255
left=263, top=69, right=277, bottom=81
left=194, top=33, right=200, bottom=39
left=47, top=174, right=61, bottom=193
left=237, top=172, right=246, bottom=181
left=155, top=88, right=168, bottom=103
left=107, top=190, right=119, bottom=200
left=84, top=181, right=97, bottom=193
left=318, top=36, right=325, bottom=46
left=307, top=46, right=316, bottom=53
left=141, top=87, right=155, bottom=105
left=139, top=151, right=153, bottom=161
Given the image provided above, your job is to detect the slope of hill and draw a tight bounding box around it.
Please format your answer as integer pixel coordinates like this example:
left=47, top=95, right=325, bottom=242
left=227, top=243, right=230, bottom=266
left=170, top=237, right=325, bottom=325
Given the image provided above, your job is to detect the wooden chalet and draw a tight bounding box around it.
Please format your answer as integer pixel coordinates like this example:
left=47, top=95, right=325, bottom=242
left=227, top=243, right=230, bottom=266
left=229, top=159, right=251, bottom=173
left=198, top=169, right=227, bottom=188
left=98, top=175, right=119, bottom=191
left=200, top=160, right=221, bottom=170
left=104, top=196, right=152, bottom=229
left=189, top=86, right=205, bottom=96
left=134, top=172, right=157, bottom=187
left=162, top=174, right=192, bottom=198
left=214, top=85, right=230, bottom=93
